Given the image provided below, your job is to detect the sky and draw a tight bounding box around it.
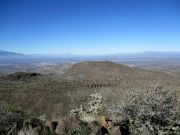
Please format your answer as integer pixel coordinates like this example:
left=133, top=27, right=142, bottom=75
left=0, top=0, right=180, bottom=54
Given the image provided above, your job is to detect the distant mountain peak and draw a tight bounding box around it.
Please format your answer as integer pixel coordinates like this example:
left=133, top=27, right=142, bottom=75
left=0, top=50, right=25, bottom=56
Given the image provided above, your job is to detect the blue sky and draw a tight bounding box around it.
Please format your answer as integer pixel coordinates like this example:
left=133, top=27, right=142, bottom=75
left=0, top=0, right=180, bottom=54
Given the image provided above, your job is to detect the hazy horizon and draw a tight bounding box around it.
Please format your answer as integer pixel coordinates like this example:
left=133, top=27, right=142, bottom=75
left=2, top=49, right=180, bottom=56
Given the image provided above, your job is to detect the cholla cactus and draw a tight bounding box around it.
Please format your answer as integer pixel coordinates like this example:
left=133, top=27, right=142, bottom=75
left=86, top=93, right=104, bottom=115
left=69, top=93, right=104, bottom=122
left=70, top=105, right=84, bottom=118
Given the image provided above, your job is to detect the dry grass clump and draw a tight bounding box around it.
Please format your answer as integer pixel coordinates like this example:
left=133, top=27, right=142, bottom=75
left=108, top=85, right=180, bottom=135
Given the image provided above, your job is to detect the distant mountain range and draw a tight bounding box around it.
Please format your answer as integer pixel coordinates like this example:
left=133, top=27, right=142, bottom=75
left=0, top=50, right=180, bottom=59
left=110, top=51, right=180, bottom=59
left=0, top=50, right=24, bottom=56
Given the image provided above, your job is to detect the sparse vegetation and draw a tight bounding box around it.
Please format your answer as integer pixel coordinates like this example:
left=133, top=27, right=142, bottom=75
left=70, top=93, right=104, bottom=122
left=108, top=85, right=180, bottom=135
left=0, top=61, right=180, bottom=134
left=66, top=122, right=92, bottom=135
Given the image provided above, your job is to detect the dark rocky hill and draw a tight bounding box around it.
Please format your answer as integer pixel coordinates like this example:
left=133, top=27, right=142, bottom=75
left=1, top=72, right=42, bottom=81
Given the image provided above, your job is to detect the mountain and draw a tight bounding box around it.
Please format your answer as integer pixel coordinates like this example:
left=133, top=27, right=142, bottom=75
left=0, top=50, right=25, bottom=56
left=132, top=51, right=180, bottom=58
left=63, top=61, right=168, bottom=81
left=1, top=50, right=180, bottom=59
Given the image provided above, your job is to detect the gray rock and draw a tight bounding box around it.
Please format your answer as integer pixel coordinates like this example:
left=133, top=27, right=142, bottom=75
left=109, top=126, right=121, bottom=135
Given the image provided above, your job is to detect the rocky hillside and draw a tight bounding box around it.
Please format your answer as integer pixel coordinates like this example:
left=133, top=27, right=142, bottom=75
left=63, top=61, right=136, bottom=80
left=0, top=90, right=179, bottom=135
left=63, top=61, right=180, bottom=87
left=0, top=61, right=179, bottom=134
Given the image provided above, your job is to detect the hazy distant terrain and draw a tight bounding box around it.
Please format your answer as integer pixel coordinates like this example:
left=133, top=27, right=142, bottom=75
left=1, top=50, right=180, bottom=75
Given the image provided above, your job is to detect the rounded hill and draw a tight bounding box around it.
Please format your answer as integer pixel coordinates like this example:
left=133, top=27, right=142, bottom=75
left=63, top=61, right=141, bottom=80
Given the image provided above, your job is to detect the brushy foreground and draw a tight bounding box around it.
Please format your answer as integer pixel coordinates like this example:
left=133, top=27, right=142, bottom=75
left=0, top=85, right=179, bottom=135
left=108, top=85, right=180, bottom=135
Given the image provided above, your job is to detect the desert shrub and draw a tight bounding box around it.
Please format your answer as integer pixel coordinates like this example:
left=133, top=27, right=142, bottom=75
left=0, top=109, right=25, bottom=135
left=0, top=104, right=40, bottom=123
left=108, top=85, right=180, bottom=135
left=67, top=123, right=91, bottom=135
left=70, top=93, right=104, bottom=122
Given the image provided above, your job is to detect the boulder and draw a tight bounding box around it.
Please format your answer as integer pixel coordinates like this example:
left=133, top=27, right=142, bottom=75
left=56, top=116, right=82, bottom=135
left=96, top=116, right=109, bottom=129
left=18, top=118, right=50, bottom=135
left=109, top=126, right=121, bottom=135
left=0, top=112, right=24, bottom=135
